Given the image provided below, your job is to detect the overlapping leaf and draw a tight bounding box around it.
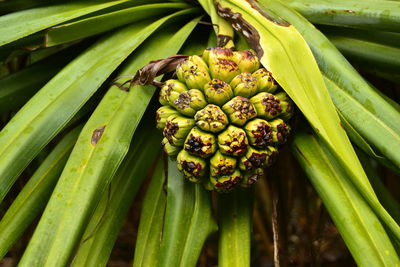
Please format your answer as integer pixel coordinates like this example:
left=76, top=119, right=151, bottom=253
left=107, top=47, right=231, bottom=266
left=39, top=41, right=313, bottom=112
left=217, top=0, right=400, bottom=240
left=218, top=189, right=253, bottom=267
left=0, top=125, right=82, bottom=259
left=293, top=130, right=399, bottom=265
left=158, top=158, right=217, bottom=267
left=286, top=0, right=400, bottom=32
left=18, top=13, right=199, bottom=266
left=0, top=0, right=137, bottom=46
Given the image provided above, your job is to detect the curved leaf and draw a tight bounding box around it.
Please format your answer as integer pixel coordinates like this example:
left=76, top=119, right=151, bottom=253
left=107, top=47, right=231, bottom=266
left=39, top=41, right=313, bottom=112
left=71, top=124, right=161, bottom=267
left=0, top=125, right=81, bottom=259
left=286, top=0, right=400, bottom=32
left=0, top=10, right=194, bottom=203
left=45, top=3, right=189, bottom=47
left=158, top=158, right=217, bottom=267
left=132, top=157, right=167, bottom=267
left=218, top=189, right=253, bottom=267
left=0, top=0, right=136, bottom=46
left=293, top=130, right=399, bottom=266
left=237, top=0, right=400, bottom=240
left=18, top=12, right=199, bottom=267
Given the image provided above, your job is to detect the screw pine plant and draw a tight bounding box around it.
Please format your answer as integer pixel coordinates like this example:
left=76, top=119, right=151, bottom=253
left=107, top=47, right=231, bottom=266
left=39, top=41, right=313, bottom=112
left=0, top=0, right=399, bottom=266
left=153, top=48, right=293, bottom=192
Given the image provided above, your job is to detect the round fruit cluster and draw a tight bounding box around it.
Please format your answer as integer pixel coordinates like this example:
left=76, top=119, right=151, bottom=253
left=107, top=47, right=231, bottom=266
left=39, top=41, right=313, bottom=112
left=156, top=48, right=293, bottom=192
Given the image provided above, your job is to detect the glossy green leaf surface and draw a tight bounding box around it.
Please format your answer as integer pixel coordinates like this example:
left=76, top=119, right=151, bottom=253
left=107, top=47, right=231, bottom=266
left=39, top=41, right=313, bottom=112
left=261, top=0, right=400, bottom=168
left=0, top=125, right=81, bottom=259
left=69, top=18, right=201, bottom=267
left=248, top=0, right=400, bottom=239
left=0, top=44, right=83, bottom=113
left=0, top=10, right=194, bottom=203
left=17, top=12, right=199, bottom=266
left=293, top=130, right=399, bottom=266
left=327, top=35, right=400, bottom=72
left=357, top=151, right=400, bottom=223
left=158, top=158, right=217, bottom=267
left=218, top=189, right=253, bottom=267
left=71, top=124, right=161, bottom=267
left=0, top=0, right=136, bottom=46
left=132, top=157, right=167, bottom=267
left=45, top=3, right=189, bottom=46
left=286, top=0, right=400, bottom=32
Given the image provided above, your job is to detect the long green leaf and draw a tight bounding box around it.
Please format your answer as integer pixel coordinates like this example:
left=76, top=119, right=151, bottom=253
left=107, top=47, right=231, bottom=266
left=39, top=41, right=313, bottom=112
left=218, top=189, right=253, bottom=267
left=327, top=35, right=400, bottom=72
left=243, top=0, right=400, bottom=239
left=132, top=157, right=167, bottom=267
left=0, top=0, right=137, bottom=46
left=285, top=0, right=400, bottom=32
left=69, top=18, right=201, bottom=267
left=0, top=44, right=84, bottom=113
left=357, top=150, right=400, bottom=223
left=293, top=130, right=399, bottom=266
left=18, top=11, right=198, bottom=267
left=0, top=125, right=81, bottom=259
left=158, top=158, right=217, bottom=267
left=337, top=112, right=399, bottom=173
left=262, top=0, right=400, bottom=168
left=323, top=77, right=400, bottom=169
left=45, top=3, right=189, bottom=47
left=0, top=10, right=194, bottom=203
left=0, top=0, right=52, bottom=15
left=71, top=124, right=161, bottom=267
left=320, top=25, right=400, bottom=49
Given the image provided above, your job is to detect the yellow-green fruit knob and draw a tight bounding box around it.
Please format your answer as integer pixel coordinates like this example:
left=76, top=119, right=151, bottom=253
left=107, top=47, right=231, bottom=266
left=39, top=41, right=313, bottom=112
left=210, top=150, right=237, bottom=176
left=252, top=68, right=278, bottom=93
left=184, top=127, right=217, bottom=158
left=230, top=72, right=258, bottom=98
left=176, top=56, right=211, bottom=90
left=156, top=106, right=179, bottom=130
left=250, top=92, right=284, bottom=120
left=159, top=79, right=187, bottom=105
left=203, top=79, right=234, bottom=106
left=222, top=96, right=257, bottom=126
left=210, top=169, right=242, bottom=193
left=202, top=47, right=234, bottom=65
left=274, top=92, right=294, bottom=121
left=232, top=50, right=260, bottom=73
left=177, top=150, right=207, bottom=183
left=172, top=89, right=207, bottom=117
left=161, top=138, right=180, bottom=157
left=195, top=104, right=229, bottom=133
left=238, top=146, right=271, bottom=171
left=244, top=118, right=273, bottom=149
left=209, top=58, right=241, bottom=83
left=163, top=115, right=195, bottom=146
left=270, top=119, right=291, bottom=145
left=218, top=125, right=249, bottom=157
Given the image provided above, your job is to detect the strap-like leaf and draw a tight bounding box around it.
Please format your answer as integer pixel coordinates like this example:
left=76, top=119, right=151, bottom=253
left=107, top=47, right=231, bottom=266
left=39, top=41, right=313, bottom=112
left=0, top=10, right=194, bottom=203
left=293, top=130, right=400, bottom=266
left=18, top=13, right=199, bottom=266
left=45, top=3, right=189, bottom=47
left=158, top=158, right=217, bottom=267
left=217, top=0, right=400, bottom=240
left=0, top=0, right=136, bottom=46
left=132, top=157, right=167, bottom=267
left=69, top=18, right=202, bottom=267
left=218, top=189, right=253, bottom=267
left=71, top=124, right=162, bottom=267
left=0, top=125, right=81, bottom=259
left=286, top=0, right=400, bottom=32
left=0, top=43, right=85, bottom=113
